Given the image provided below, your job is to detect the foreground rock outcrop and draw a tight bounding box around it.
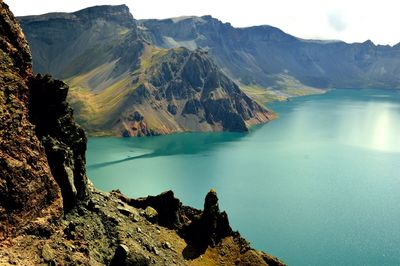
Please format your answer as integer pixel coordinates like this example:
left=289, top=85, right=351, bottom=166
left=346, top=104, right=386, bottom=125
left=0, top=186, right=285, bottom=265
left=0, top=0, right=62, bottom=239
left=0, top=1, right=284, bottom=265
left=1, top=0, right=90, bottom=235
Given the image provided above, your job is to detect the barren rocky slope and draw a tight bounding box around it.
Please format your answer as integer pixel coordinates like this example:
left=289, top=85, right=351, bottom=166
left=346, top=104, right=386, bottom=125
left=0, top=1, right=284, bottom=265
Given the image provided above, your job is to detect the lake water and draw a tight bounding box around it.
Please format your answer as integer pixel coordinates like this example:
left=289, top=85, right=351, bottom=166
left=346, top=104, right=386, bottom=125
left=87, top=89, right=400, bottom=265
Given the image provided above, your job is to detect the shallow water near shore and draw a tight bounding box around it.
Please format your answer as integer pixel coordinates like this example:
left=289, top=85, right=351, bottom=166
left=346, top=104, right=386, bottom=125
left=87, top=89, right=400, bottom=265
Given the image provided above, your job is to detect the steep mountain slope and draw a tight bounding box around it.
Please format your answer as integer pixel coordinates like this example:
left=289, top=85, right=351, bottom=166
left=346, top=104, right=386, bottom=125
left=18, top=5, right=140, bottom=79
left=19, top=6, right=272, bottom=136
left=67, top=46, right=272, bottom=136
left=0, top=2, right=285, bottom=264
left=139, top=16, right=400, bottom=90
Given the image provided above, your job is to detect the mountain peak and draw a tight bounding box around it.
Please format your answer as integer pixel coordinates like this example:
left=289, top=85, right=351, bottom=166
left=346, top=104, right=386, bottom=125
left=19, top=4, right=135, bottom=27
left=362, top=39, right=375, bottom=46
left=73, top=4, right=130, bottom=16
left=72, top=4, right=134, bottom=24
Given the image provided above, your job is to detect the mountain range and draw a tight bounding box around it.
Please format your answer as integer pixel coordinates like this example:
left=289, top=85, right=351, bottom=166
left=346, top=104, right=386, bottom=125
left=140, top=16, right=400, bottom=90
left=19, top=5, right=272, bottom=136
left=18, top=5, right=400, bottom=136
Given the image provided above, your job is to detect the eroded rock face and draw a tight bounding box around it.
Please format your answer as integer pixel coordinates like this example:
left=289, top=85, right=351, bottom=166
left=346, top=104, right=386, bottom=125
left=29, top=74, right=89, bottom=210
left=115, top=48, right=272, bottom=136
left=0, top=1, right=31, bottom=78
left=0, top=0, right=62, bottom=238
left=140, top=49, right=270, bottom=133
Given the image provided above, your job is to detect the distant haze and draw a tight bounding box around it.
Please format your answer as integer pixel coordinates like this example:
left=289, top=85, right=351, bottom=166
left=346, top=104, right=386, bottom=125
left=6, top=0, right=400, bottom=46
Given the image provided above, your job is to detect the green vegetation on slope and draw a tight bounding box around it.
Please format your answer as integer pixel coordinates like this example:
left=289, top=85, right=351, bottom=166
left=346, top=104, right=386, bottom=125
left=240, top=74, right=326, bottom=104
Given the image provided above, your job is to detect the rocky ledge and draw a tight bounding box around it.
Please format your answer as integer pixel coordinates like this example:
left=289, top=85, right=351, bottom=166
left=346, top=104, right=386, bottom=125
left=0, top=187, right=284, bottom=265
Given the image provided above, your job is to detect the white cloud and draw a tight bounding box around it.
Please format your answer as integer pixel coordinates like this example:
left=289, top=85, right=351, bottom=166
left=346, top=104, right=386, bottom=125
left=5, top=0, right=400, bottom=45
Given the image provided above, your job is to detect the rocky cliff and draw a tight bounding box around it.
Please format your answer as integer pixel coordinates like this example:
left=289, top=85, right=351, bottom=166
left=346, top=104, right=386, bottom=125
left=18, top=6, right=272, bottom=137
left=1, top=0, right=89, bottom=223
left=0, top=2, right=283, bottom=265
left=1, top=0, right=59, bottom=239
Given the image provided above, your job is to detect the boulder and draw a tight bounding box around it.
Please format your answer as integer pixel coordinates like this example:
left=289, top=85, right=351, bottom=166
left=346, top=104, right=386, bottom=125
left=110, top=244, right=150, bottom=266
left=144, top=206, right=158, bottom=223
left=110, top=244, right=129, bottom=266
left=127, top=190, right=184, bottom=229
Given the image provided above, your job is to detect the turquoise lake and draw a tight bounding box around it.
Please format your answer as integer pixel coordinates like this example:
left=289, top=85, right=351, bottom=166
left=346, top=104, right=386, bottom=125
left=87, top=89, right=400, bottom=265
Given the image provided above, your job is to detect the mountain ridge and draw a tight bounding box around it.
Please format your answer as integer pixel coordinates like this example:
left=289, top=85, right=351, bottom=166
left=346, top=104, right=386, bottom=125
left=138, top=12, right=400, bottom=90
left=19, top=5, right=273, bottom=137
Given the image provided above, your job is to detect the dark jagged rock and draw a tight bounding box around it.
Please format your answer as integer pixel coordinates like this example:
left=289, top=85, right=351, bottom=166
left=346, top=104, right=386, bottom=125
left=182, top=189, right=233, bottom=248
left=167, top=104, right=177, bottom=115
left=110, top=244, right=130, bottom=266
left=116, top=190, right=185, bottom=229
left=28, top=74, right=89, bottom=210
left=128, top=48, right=271, bottom=135
left=127, top=111, right=144, bottom=122
left=182, top=99, right=202, bottom=115
left=119, top=189, right=233, bottom=248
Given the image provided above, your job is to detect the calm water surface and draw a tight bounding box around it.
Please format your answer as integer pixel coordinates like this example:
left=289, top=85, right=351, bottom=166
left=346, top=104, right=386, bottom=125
left=87, top=89, right=400, bottom=265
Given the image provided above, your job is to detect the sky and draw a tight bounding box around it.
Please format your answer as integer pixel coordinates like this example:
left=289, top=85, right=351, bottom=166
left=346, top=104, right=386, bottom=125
left=5, top=0, right=400, bottom=46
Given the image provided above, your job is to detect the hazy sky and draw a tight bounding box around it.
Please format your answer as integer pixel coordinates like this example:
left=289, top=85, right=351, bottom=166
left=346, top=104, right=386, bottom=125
left=6, top=0, right=400, bottom=45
